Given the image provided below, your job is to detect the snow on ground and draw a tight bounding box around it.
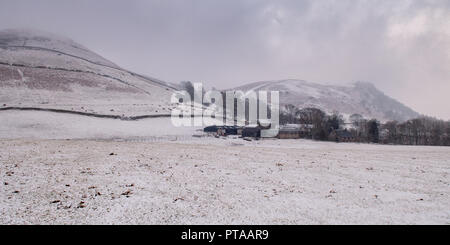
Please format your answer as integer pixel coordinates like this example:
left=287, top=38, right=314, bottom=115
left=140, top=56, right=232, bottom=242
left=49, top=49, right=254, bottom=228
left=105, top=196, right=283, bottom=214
left=0, top=111, right=199, bottom=140
left=0, top=29, right=120, bottom=68
left=0, top=112, right=449, bottom=224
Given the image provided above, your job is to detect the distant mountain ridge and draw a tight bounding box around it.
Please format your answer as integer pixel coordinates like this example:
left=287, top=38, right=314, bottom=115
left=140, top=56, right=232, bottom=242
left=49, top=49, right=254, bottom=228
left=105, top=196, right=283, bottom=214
left=232, top=79, right=419, bottom=122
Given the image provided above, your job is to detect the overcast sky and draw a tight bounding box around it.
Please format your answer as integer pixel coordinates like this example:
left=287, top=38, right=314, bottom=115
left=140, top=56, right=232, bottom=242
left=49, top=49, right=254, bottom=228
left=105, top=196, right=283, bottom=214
left=0, top=0, right=449, bottom=119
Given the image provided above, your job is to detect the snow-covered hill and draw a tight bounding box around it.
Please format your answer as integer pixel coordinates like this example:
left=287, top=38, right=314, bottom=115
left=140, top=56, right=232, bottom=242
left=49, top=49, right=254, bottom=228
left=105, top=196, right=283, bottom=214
left=0, top=29, right=177, bottom=117
left=232, top=79, right=419, bottom=122
left=0, top=29, right=420, bottom=122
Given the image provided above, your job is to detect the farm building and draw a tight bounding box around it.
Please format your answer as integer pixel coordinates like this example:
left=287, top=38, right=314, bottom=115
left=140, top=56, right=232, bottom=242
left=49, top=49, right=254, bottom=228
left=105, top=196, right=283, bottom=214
left=217, top=127, right=226, bottom=136
left=299, top=124, right=314, bottom=138
left=278, top=125, right=301, bottom=139
left=204, top=125, right=220, bottom=133
left=329, top=129, right=355, bottom=142
left=276, top=124, right=313, bottom=139
left=204, top=120, right=272, bottom=139
left=203, top=125, right=241, bottom=136
left=242, top=125, right=261, bottom=138
left=223, top=126, right=239, bottom=135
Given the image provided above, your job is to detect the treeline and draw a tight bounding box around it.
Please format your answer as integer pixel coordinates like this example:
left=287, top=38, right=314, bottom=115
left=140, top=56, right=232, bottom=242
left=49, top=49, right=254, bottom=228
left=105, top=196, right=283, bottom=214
left=280, top=104, right=450, bottom=146
left=281, top=106, right=343, bottom=141
left=381, top=117, right=450, bottom=146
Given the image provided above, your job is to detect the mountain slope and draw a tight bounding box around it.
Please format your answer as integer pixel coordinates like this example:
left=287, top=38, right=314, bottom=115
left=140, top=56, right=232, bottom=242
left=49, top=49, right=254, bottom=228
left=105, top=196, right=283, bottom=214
left=0, top=29, right=177, bottom=117
left=233, top=79, right=419, bottom=122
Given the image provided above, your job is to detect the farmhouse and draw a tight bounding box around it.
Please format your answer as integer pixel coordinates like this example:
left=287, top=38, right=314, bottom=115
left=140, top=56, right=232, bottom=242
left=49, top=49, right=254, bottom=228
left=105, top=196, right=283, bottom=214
left=329, top=129, right=355, bottom=142
left=278, top=125, right=301, bottom=139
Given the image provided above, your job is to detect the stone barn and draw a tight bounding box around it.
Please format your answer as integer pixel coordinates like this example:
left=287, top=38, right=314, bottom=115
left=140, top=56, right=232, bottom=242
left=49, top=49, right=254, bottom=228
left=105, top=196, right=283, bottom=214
left=204, top=125, right=219, bottom=133
left=242, top=126, right=261, bottom=138
left=329, top=129, right=355, bottom=142
left=278, top=125, right=301, bottom=139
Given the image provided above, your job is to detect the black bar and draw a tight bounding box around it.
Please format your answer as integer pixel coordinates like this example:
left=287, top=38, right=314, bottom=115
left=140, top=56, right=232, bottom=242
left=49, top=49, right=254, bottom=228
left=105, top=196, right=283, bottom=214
left=0, top=225, right=447, bottom=244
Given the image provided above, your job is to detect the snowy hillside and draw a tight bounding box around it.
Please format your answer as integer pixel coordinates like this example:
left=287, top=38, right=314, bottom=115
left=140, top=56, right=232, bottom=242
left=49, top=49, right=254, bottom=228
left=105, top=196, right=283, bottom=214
left=0, top=29, right=420, bottom=122
left=233, top=79, right=419, bottom=122
left=0, top=29, right=177, bottom=117
left=0, top=29, right=120, bottom=68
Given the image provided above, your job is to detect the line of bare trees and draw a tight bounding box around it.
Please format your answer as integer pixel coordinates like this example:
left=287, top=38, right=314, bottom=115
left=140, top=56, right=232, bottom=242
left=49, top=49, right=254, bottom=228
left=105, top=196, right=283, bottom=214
left=380, top=117, right=450, bottom=146
left=280, top=106, right=349, bottom=141
left=280, top=104, right=450, bottom=146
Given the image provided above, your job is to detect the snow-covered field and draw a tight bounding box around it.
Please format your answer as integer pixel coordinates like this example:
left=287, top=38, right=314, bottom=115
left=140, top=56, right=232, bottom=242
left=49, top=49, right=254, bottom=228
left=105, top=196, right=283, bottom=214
left=0, top=111, right=199, bottom=140
left=1, top=115, right=449, bottom=224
